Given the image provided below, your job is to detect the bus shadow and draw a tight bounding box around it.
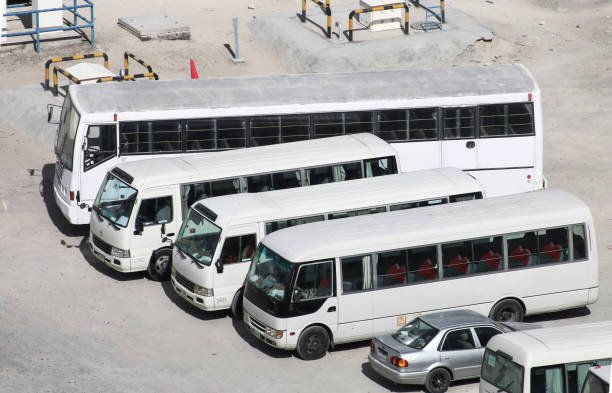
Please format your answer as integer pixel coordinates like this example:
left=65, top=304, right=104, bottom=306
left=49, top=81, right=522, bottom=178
left=77, top=237, right=147, bottom=282
left=159, top=280, right=228, bottom=322
left=524, top=306, right=591, bottom=323
left=361, top=362, right=479, bottom=392
left=230, top=317, right=293, bottom=359
left=39, top=163, right=89, bottom=237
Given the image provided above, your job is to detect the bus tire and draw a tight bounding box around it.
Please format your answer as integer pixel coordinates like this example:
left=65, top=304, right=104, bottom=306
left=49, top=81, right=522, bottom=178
left=425, top=368, right=451, bottom=393
left=148, top=248, right=172, bottom=281
left=296, top=326, right=329, bottom=361
left=229, top=287, right=244, bottom=319
left=489, top=298, right=524, bottom=322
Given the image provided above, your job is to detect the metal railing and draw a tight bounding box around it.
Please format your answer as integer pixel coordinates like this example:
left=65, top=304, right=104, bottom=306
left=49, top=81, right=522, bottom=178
left=1, top=0, right=94, bottom=54
left=348, top=2, right=409, bottom=42
left=44, top=52, right=108, bottom=90
left=300, top=0, right=332, bottom=39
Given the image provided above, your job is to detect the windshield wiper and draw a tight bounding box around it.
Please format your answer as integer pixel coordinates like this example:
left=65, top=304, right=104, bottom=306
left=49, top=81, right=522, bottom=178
left=92, top=205, right=120, bottom=231
left=175, top=243, right=205, bottom=267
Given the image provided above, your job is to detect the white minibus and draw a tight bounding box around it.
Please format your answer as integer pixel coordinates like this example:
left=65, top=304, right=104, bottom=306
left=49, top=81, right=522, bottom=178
left=480, top=321, right=612, bottom=393
left=53, top=63, right=543, bottom=224
left=88, top=134, right=398, bottom=280
left=242, top=189, right=598, bottom=359
left=170, top=168, right=484, bottom=315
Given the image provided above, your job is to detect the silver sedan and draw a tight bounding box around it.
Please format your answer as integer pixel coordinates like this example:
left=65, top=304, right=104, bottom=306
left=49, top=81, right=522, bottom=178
left=368, top=309, right=537, bottom=393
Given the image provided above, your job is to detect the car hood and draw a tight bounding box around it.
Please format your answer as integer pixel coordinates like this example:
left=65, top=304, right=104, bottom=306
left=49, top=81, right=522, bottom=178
left=375, top=334, right=423, bottom=354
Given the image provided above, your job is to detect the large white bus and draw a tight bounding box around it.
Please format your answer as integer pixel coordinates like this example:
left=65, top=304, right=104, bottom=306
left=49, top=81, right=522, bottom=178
left=170, top=168, right=484, bottom=315
left=480, top=321, right=612, bottom=393
left=53, top=64, right=543, bottom=224
left=88, top=134, right=398, bottom=280
left=242, top=189, right=597, bottom=360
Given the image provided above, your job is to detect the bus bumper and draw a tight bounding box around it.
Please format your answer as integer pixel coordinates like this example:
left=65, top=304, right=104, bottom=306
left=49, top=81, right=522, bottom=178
left=588, top=286, right=599, bottom=304
left=88, top=234, right=133, bottom=273
left=242, top=298, right=296, bottom=350
left=170, top=273, right=216, bottom=311
left=53, top=179, right=91, bottom=225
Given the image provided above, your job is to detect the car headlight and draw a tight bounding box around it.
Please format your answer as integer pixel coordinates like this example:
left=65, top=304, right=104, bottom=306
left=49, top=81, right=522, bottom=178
left=266, top=327, right=284, bottom=339
left=194, top=284, right=213, bottom=297
left=111, top=246, right=130, bottom=258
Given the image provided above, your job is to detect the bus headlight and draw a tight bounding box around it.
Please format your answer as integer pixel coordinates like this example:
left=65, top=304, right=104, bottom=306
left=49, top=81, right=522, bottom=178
left=266, top=327, right=284, bottom=339
left=111, top=246, right=130, bottom=258
left=194, top=285, right=213, bottom=297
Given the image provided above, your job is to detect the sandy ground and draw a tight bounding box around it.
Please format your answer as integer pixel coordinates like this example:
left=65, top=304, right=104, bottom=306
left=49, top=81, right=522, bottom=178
left=1, top=0, right=612, bottom=392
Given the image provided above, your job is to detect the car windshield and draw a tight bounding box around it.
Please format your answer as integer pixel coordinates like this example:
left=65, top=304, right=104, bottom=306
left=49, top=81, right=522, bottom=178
left=55, top=95, right=80, bottom=171
left=246, top=245, right=293, bottom=303
left=174, top=208, right=222, bottom=266
left=93, top=172, right=137, bottom=227
left=392, top=318, right=439, bottom=349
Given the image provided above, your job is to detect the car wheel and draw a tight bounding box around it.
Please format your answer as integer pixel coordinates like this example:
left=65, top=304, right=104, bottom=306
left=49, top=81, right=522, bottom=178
left=148, top=248, right=172, bottom=281
left=296, top=326, right=329, bottom=360
left=229, top=286, right=244, bottom=319
left=489, top=298, right=524, bottom=322
left=425, top=368, right=451, bottom=393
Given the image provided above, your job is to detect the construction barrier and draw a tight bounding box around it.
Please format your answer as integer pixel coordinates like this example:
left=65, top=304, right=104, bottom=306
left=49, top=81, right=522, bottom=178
left=96, top=73, right=159, bottom=83
left=44, top=52, right=109, bottom=90
left=300, top=0, right=332, bottom=39
left=348, top=3, right=409, bottom=42
left=52, top=66, right=82, bottom=96
left=123, top=51, right=153, bottom=76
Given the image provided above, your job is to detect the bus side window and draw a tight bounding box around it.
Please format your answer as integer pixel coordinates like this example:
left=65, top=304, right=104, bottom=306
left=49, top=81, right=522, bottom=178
left=220, top=234, right=256, bottom=264
left=137, top=196, right=173, bottom=226
left=84, top=125, right=117, bottom=171
left=443, top=107, right=476, bottom=139
left=180, top=183, right=211, bottom=219
left=536, top=227, right=569, bottom=265
left=306, top=165, right=334, bottom=186
left=210, top=178, right=240, bottom=197
left=271, top=170, right=301, bottom=190
left=572, top=224, right=587, bottom=260
left=442, top=240, right=474, bottom=277
left=340, top=255, right=372, bottom=293
left=293, top=260, right=334, bottom=301
left=473, top=236, right=503, bottom=273
left=449, top=192, right=483, bottom=203
left=364, top=156, right=398, bottom=177
left=407, top=245, right=438, bottom=283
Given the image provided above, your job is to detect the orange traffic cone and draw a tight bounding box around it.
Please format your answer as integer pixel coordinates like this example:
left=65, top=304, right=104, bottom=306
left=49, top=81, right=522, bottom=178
left=190, top=59, right=199, bottom=79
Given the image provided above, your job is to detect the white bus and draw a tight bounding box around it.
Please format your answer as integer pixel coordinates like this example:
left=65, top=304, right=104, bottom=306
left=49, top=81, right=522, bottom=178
left=53, top=63, right=543, bottom=224
left=242, top=189, right=597, bottom=360
left=480, top=321, right=612, bottom=393
left=170, top=168, right=484, bottom=315
left=582, top=365, right=610, bottom=393
left=88, top=134, right=399, bottom=280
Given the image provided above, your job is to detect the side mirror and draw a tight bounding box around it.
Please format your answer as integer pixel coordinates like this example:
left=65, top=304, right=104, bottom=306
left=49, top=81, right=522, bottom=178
left=133, top=219, right=144, bottom=236
left=215, top=258, right=224, bottom=274
left=161, top=223, right=166, bottom=235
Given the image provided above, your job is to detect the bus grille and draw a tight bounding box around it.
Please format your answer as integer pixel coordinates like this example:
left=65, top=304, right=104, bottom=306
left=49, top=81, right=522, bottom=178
left=249, top=316, right=266, bottom=333
left=92, top=234, right=112, bottom=254
left=174, top=270, right=195, bottom=292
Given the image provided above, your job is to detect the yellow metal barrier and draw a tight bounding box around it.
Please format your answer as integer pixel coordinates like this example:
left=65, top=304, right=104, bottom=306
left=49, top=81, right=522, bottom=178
left=44, top=52, right=109, bottom=91
left=123, top=51, right=154, bottom=76
left=52, top=66, right=83, bottom=96
left=348, top=3, right=409, bottom=41
left=300, top=0, right=332, bottom=39
left=96, top=73, right=159, bottom=83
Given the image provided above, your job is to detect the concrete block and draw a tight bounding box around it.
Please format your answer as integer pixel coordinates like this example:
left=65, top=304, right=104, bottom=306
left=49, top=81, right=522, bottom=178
left=117, top=15, right=190, bottom=41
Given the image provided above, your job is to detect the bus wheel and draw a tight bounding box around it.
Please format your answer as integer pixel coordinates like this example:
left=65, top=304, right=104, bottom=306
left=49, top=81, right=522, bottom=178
left=229, top=287, right=244, bottom=319
left=296, top=326, right=329, bottom=361
left=148, top=249, right=172, bottom=281
left=489, top=299, right=524, bottom=322
left=425, top=368, right=451, bottom=393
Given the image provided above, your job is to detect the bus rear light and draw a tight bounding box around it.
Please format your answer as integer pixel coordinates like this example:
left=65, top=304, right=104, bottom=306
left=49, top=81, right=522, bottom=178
left=114, top=113, right=118, bottom=121
left=390, top=356, right=408, bottom=368
left=528, top=93, right=533, bottom=101
left=370, top=341, right=375, bottom=353
left=69, top=191, right=75, bottom=201
left=527, top=174, right=532, bottom=180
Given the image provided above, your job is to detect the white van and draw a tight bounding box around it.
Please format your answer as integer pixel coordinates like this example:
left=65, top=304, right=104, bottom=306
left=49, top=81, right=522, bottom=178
left=171, top=168, right=484, bottom=314
left=480, top=321, right=612, bottom=393
left=88, top=134, right=398, bottom=280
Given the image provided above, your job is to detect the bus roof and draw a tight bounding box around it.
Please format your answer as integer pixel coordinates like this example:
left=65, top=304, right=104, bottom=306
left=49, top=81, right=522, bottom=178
left=197, top=168, right=483, bottom=228
left=486, top=321, right=612, bottom=366
left=261, top=189, right=591, bottom=263
left=114, top=133, right=396, bottom=189
left=69, top=64, right=538, bottom=116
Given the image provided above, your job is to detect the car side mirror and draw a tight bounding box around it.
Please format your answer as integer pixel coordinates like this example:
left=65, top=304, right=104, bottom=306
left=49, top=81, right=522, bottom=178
left=161, top=223, right=166, bottom=235
left=133, top=219, right=144, bottom=236
left=215, top=258, right=224, bottom=274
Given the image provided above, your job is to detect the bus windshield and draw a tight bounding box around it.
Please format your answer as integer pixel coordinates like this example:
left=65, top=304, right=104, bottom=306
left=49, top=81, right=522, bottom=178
left=174, top=209, right=222, bottom=266
left=55, top=96, right=80, bottom=171
left=247, top=246, right=293, bottom=303
left=93, top=173, right=137, bottom=227
left=481, top=348, right=524, bottom=393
